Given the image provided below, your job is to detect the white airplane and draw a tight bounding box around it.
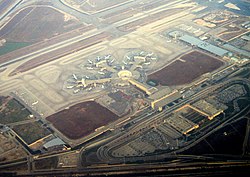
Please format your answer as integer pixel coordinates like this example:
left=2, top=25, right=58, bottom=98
left=187, top=26, right=192, bottom=31
left=100, top=67, right=106, bottom=72
left=147, top=52, right=154, bottom=57
left=67, top=85, right=75, bottom=89
left=98, top=71, right=105, bottom=75
left=194, top=28, right=201, bottom=33
left=126, top=56, right=131, bottom=60
left=104, top=54, right=111, bottom=59
left=74, top=89, right=80, bottom=94
left=87, top=87, right=93, bottom=91
left=73, top=74, right=78, bottom=80
left=81, top=78, right=86, bottom=87
left=32, top=101, right=38, bottom=106
left=97, top=56, right=101, bottom=61
left=88, top=59, right=93, bottom=64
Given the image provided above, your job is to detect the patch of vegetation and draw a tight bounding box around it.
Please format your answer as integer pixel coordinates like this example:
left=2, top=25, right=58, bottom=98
left=13, top=121, right=51, bottom=145
left=35, top=157, right=58, bottom=170
left=0, top=97, right=31, bottom=124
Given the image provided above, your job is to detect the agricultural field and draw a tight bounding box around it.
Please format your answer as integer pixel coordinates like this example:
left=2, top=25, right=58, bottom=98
left=147, top=51, right=224, bottom=86
left=12, top=121, right=51, bottom=145
left=0, top=96, right=32, bottom=125
left=46, top=101, right=119, bottom=139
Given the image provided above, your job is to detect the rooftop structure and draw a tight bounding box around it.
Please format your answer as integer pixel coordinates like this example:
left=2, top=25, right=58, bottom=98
left=43, top=137, right=66, bottom=149
left=128, top=79, right=156, bottom=95
left=241, top=35, right=250, bottom=41
left=148, top=87, right=172, bottom=100
left=151, top=90, right=182, bottom=111
left=179, top=35, right=229, bottom=57
left=165, top=114, right=199, bottom=135
left=191, top=100, right=224, bottom=120
left=223, top=44, right=250, bottom=57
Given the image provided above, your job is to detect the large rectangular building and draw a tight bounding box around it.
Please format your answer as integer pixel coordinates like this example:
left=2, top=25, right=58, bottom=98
left=128, top=79, right=157, bottom=95
left=150, top=90, right=182, bottom=111
left=165, top=114, right=199, bottom=135
left=191, top=100, right=224, bottom=120
left=179, top=35, right=229, bottom=57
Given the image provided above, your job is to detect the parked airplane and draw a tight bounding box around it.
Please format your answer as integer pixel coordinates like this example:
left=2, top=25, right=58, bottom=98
left=97, top=56, right=101, bottom=61
left=104, top=54, right=111, bottom=59
left=147, top=52, right=154, bottom=56
left=74, top=89, right=80, bottom=94
left=98, top=71, right=105, bottom=75
left=73, top=74, right=78, bottom=80
left=144, top=62, right=151, bottom=65
left=32, top=101, right=38, bottom=105
left=67, top=85, right=75, bottom=89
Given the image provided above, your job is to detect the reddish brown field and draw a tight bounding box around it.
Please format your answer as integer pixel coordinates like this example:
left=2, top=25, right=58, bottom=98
left=0, top=6, right=83, bottom=43
left=46, top=101, right=119, bottom=140
left=147, top=51, right=224, bottom=86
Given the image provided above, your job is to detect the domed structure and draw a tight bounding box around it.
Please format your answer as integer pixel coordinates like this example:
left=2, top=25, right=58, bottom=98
left=118, top=70, right=133, bottom=80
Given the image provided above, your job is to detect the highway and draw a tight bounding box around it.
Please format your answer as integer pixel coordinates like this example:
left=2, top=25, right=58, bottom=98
left=18, top=159, right=250, bottom=176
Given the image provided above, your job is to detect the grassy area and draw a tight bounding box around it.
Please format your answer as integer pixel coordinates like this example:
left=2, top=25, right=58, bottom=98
left=0, top=42, right=31, bottom=56
left=13, top=121, right=51, bottom=145
left=0, top=97, right=31, bottom=124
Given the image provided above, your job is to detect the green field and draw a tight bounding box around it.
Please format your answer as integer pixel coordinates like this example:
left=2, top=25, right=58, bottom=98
left=0, top=97, right=31, bottom=124
left=0, top=42, right=31, bottom=56
left=13, top=121, right=51, bottom=145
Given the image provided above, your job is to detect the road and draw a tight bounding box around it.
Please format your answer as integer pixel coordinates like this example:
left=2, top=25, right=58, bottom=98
left=19, top=159, right=250, bottom=176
